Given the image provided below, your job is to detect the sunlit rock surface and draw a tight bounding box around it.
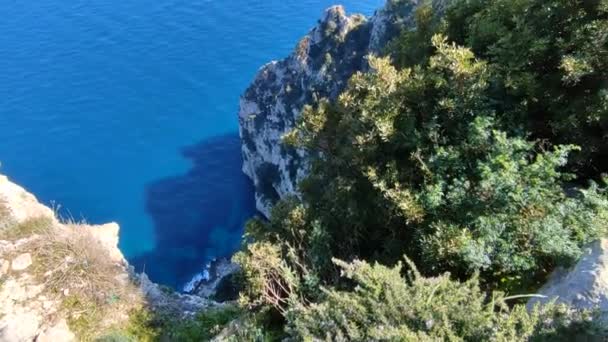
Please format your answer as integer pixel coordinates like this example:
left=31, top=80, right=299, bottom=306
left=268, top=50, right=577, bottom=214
left=238, top=1, right=426, bottom=217
left=529, top=239, right=608, bottom=320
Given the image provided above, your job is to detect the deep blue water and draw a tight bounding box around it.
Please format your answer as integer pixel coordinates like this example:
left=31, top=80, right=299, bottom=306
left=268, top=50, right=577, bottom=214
left=0, top=0, right=382, bottom=288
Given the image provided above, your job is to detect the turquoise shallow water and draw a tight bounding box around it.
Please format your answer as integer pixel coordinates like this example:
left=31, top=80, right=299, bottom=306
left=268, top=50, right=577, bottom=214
left=0, top=0, right=383, bottom=288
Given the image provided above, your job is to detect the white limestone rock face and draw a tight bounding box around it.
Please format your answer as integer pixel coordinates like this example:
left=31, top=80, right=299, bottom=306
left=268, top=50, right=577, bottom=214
left=238, top=1, right=433, bottom=217
left=186, top=257, right=240, bottom=298
left=0, top=175, right=56, bottom=224
left=0, top=311, right=41, bottom=342
left=85, top=222, right=124, bottom=263
left=36, top=319, right=75, bottom=342
left=138, top=272, right=219, bottom=317
left=11, top=253, right=32, bottom=271
left=528, top=239, right=608, bottom=319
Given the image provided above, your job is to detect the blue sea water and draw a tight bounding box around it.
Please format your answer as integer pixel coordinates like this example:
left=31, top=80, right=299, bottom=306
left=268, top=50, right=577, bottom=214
left=0, top=0, right=383, bottom=288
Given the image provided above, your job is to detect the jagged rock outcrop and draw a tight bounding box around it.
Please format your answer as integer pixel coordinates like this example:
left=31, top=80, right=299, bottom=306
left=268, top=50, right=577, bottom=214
left=184, top=257, right=239, bottom=299
left=238, top=1, right=427, bottom=217
left=0, top=175, right=218, bottom=341
left=528, top=239, right=608, bottom=320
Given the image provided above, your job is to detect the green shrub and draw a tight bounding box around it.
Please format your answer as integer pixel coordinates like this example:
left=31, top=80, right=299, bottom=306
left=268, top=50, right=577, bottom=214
left=235, top=3, right=608, bottom=336
left=280, top=36, right=608, bottom=291
left=394, top=0, right=608, bottom=178
left=166, top=305, right=241, bottom=341
left=95, top=332, right=136, bottom=342
left=121, top=308, right=162, bottom=342
left=288, top=258, right=605, bottom=341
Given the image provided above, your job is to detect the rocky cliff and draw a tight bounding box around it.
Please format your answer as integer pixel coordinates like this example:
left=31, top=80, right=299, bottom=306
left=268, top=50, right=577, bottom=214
left=528, top=239, right=608, bottom=321
left=238, top=1, right=423, bottom=217
left=0, top=175, right=218, bottom=341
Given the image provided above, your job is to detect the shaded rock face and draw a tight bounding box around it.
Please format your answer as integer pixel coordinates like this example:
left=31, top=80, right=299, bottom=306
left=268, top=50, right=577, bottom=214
left=238, top=1, right=423, bottom=217
left=528, top=239, right=608, bottom=320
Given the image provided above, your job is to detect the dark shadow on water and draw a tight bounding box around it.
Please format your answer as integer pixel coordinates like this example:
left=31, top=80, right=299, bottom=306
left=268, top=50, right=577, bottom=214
left=132, top=133, right=258, bottom=289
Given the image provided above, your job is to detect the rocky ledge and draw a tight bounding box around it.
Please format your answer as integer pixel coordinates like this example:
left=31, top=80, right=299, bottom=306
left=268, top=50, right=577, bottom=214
left=238, top=1, right=425, bottom=217
left=0, top=175, right=219, bottom=341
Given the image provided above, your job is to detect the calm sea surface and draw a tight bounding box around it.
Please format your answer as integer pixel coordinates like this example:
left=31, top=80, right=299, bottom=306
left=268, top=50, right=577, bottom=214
left=0, top=0, right=382, bottom=288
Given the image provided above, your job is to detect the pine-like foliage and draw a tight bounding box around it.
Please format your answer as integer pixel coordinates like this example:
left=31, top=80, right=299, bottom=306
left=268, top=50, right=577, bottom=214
left=234, top=0, right=608, bottom=338
left=284, top=36, right=608, bottom=290
left=395, top=0, right=608, bottom=177
left=288, top=258, right=603, bottom=341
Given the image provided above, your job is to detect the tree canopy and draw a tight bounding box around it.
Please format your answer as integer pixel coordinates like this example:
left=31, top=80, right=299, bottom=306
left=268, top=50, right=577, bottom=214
left=234, top=0, right=608, bottom=339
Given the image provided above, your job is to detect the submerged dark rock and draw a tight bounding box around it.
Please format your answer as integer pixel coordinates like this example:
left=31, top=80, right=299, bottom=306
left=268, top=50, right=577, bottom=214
left=135, top=134, right=257, bottom=289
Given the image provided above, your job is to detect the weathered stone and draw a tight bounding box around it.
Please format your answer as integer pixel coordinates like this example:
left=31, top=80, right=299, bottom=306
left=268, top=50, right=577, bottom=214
left=25, top=284, right=44, bottom=299
left=37, top=319, right=75, bottom=342
left=1, top=258, right=9, bottom=275
left=11, top=253, right=32, bottom=271
left=0, top=174, right=226, bottom=339
left=1, top=278, right=27, bottom=303
left=85, top=222, right=124, bottom=263
left=114, top=272, right=130, bottom=287
left=0, top=311, right=41, bottom=342
left=0, top=240, right=16, bottom=255
left=185, top=258, right=239, bottom=298
left=528, top=239, right=608, bottom=319
left=42, top=301, right=53, bottom=310
left=139, top=272, right=218, bottom=316
left=239, top=5, right=368, bottom=217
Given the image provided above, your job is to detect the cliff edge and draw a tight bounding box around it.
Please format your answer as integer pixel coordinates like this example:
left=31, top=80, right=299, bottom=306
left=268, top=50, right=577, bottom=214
left=0, top=175, right=218, bottom=341
left=238, top=1, right=422, bottom=217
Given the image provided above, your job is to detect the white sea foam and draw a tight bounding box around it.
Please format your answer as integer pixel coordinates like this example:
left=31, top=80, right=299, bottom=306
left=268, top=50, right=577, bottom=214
left=182, top=262, right=212, bottom=293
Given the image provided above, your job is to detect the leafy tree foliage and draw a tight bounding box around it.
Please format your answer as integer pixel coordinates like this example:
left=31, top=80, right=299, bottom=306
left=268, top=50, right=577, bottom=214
left=235, top=0, right=608, bottom=339
left=394, top=0, right=608, bottom=177
left=283, top=36, right=608, bottom=290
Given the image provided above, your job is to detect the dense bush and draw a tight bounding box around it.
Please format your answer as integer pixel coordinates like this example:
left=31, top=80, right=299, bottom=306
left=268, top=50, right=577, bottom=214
left=394, top=0, right=608, bottom=177
left=288, top=258, right=604, bottom=341
left=234, top=0, right=608, bottom=339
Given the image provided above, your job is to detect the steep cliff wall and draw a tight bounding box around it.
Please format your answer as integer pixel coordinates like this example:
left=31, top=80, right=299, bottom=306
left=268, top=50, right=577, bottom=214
left=239, top=1, right=422, bottom=217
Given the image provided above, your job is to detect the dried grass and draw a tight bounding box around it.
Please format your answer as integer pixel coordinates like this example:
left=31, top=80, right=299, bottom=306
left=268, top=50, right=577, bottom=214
left=0, top=197, right=148, bottom=339
left=0, top=216, right=54, bottom=241
left=26, top=224, right=144, bottom=340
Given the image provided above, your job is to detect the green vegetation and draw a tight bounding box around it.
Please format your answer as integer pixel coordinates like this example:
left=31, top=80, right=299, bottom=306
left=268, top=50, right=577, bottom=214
left=2, top=0, right=607, bottom=340
left=29, top=225, right=146, bottom=341
left=0, top=216, right=53, bottom=241
left=104, top=305, right=255, bottom=342
left=233, top=0, right=608, bottom=339
left=395, top=0, right=608, bottom=178
left=97, top=309, right=160, bottom=342
left=289, top=258, right=603, bottom=341
left=167, top=305, right=241, bottom=341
